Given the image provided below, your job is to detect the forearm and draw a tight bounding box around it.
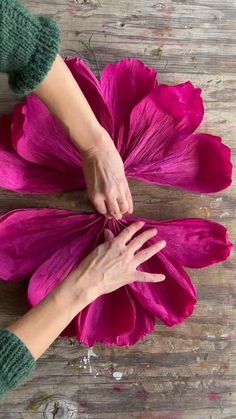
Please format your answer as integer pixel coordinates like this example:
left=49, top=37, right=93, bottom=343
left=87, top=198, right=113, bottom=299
left=8, top=277, right=89, bottom=360
left=35, top=54, right=105, bottom=153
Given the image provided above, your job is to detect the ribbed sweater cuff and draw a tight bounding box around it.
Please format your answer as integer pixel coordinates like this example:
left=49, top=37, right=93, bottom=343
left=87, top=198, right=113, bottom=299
left=0, top=329, right=36, bottom=397
left=9, top=17, right=61, bottom=96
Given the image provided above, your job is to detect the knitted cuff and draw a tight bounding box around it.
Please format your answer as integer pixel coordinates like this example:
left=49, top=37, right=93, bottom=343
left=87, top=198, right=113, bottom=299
left=0, top=329, right=36, bottom=397
left=9, top=16, right=61, bottom=96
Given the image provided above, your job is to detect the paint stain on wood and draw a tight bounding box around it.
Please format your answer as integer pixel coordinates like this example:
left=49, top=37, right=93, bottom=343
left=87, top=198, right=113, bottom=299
left=207, top=392, right=223, bottom=401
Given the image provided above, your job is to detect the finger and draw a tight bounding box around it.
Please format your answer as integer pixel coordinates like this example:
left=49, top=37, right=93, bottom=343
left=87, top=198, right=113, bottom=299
left=115, top=221, right=145, bottom=245
left=135, top=240, right=166, bottom=266
left=106, top=198, right=122, bottom=220
left=135, top=271, right=166, bottom=283
left=125, top=182, right=133, bottom=213
left=90, top=193, right=107, bottom=216
left=127, top=191, right=133, bottom=214
left=104, top=228, right=115, bottom=243
left=127, top=228, right=158, bottom=253
left=117, top=198, right=129, bottom=215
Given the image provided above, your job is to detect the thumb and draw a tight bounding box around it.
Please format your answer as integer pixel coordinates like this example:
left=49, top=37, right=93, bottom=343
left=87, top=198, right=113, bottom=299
left=104, top=228, right=115, bottom=243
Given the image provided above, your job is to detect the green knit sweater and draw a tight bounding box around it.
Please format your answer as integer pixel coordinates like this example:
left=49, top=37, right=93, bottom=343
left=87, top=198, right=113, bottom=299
left=0, top=0, right=61, bottom=397
left=0, top=0, right=61, bottom=95
left=0, top=329, right=36, bottom=398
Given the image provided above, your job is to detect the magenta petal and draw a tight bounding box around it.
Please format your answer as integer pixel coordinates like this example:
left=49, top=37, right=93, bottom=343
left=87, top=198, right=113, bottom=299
left=0, top=114, right=13, bottom=151
left=153, top=82, right=204, bottom=135
left=12, top=98, right=84, bottom=185
left=123, top=83, right=231, bottom=193
left=65, top=58, right=113, bottom=136
left=28, top=213, right=104, bottom=305
left=100, top=59, right=157, bottom=150
left=154, top=218, right=233, bottom=268
left=0, top=115, right=81, bottom=193
left=11, top=58, right=112, bottom=178
left=28, top=237, right=86, bottom=306
left=126, top=131, right=232, bottom=193
left=124, top=82, right=203, bottom=165
left=149, top=133, right=232, bottom=193
left=77, top=287, right=138, bottom=347
left=130, top=252, right=197, bottom=326
left=0, top=209, right=100, bottom=281
left=120, top=298, right=156, bottom=345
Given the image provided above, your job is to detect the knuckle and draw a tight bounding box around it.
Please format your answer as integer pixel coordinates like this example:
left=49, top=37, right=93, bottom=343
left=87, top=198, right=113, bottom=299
left=120, top=202, right=128, bottom=212
left=104, top=185, right=116, bottom=196
left=90, top=191, right=102, bottom=202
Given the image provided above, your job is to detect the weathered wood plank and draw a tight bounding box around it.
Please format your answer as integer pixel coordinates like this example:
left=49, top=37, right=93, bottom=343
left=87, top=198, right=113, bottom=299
left=0, top=0, right=235, bottom=417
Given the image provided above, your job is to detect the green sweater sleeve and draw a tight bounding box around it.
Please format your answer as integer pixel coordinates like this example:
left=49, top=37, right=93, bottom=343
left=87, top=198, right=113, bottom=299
left=0, top=0, right=61, bottom=95
left=0, top=329, right=36, bottom=398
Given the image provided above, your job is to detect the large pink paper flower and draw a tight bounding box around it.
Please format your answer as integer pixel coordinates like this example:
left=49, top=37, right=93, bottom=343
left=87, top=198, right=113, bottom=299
left=0, top=58, right=232, bottom=193
left=0, top=208, right=231, bottom=346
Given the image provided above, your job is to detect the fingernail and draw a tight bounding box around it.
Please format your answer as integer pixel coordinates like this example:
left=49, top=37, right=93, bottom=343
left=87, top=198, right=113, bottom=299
left=151, top=228, right=158, bottom=234
left=160, top=240, right=166, bottom=247
left=159, top=274, right=166, bottom=281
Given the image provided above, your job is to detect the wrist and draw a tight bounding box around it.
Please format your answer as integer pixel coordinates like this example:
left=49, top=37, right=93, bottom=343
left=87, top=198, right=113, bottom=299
left=52, top=273, right=96, bottom=320
left=67, top=115, right=106, bottom=155
left=79, top=127, right=115, bottom=158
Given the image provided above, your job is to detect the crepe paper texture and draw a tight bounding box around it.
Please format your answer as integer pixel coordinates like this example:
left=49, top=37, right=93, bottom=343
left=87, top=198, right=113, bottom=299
left=0, top=58, right=232, bottom=193
left=0, top=58, right=233, bottom=346
left=0, top=208, right=232, bottom=347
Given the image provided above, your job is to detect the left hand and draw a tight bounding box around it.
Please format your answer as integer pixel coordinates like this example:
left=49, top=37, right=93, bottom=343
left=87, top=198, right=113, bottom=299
left=80, top=128, right=133, bottom=219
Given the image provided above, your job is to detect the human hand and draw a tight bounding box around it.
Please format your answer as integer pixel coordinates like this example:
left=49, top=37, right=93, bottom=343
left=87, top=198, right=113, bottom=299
left=65, top=221, right=166, bottom=310
left=7, top=222, right=165, bottom=360
left=80, top=128, right=133, bottom=219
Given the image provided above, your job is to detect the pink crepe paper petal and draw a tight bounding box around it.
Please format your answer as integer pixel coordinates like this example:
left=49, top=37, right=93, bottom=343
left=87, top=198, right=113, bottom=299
left=0, top=115, right=81, bottom=193
left=130, top=249, right=196, bottom=326
left=65, top=58, right=113, bottom=136
left=29, top=237, right=155, bottom=346
left=12, top=57, right=113, bottom=179
left=0, top=114, right=13, bottom=151
left=128, top=133, right=232, bottom=193
left=27, top=219, right=153, bottom=346
left=122, top=83, right=231, bottom=193
left=152, top=82, right=204, bottom=136
left=132, top=216, right=232, bottom=268
left=153, top=218, right=233, bottom=268
left=100, top=58, right=157, bottom=150
left=77, top=287, right=137, bottom=346
left=0, top=208, right=101, bottom=281
left=0, top=208, right=232, bottom=345
left=12, top=100, right=85, bottom=186
left=78, top=296, right=156, bottom=347
left=123, top=82, right=204, bottom=162
left=28, top=231, right=101, bottom=306
left=4, top=58, right=231, bottom=195
left=118, top=298, right=156, bottom=346
left=28, top=240, right=81, bottom=339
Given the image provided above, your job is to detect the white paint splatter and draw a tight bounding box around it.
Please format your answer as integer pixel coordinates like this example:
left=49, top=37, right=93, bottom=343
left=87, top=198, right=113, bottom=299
left=87, top=349, right=98, bottom=362
left=210, top=197, right=223, bottom=208
left=113, top=371, right=123, bottom=381
left=81, top=349, right=98, bottom=374
left=204, top=332, right=216, bottom=340
left=220, top=211, right=229, bottom=218
left=220, top=333, right=229, bottom=338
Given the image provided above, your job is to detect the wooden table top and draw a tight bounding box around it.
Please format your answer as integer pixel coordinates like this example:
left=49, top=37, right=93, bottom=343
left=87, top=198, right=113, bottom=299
left=0, top=1, right=235, bottom=418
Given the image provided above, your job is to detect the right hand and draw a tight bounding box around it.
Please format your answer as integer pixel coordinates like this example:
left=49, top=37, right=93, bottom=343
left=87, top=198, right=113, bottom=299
left=65, top=221, right=166, bottom=310
left=80, top=128, right=133, bottom=219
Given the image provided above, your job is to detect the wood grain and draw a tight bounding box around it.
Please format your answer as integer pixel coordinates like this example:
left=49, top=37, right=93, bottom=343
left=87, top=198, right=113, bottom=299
left=0, top=0, right=236, bottom=417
